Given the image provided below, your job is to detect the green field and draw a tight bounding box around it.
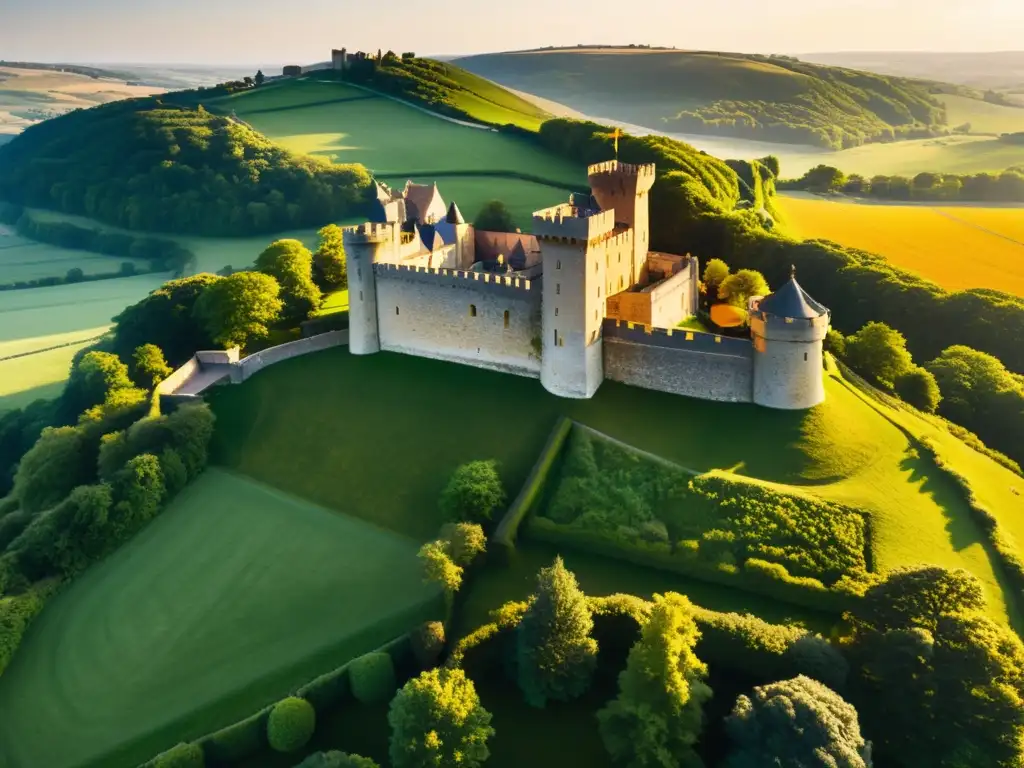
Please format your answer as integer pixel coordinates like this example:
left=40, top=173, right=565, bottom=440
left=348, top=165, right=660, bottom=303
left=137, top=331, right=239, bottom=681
left=940, top=93, right=1024, bottom=135
left=0, top=335, right=102, bottom=412
left=208, top=347, right=1016, bottom=626
left=0, top=468, right=440, bottom=768
left=0, top=235, right=149, bottom=282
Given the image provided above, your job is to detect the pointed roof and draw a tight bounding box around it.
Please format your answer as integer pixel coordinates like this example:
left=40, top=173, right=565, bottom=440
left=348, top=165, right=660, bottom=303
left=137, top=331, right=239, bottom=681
left=757, top=267, right=828, bottom=319
left=403, top=181, right=446, bottom=225
left=446, top=201, right=465, bottom=225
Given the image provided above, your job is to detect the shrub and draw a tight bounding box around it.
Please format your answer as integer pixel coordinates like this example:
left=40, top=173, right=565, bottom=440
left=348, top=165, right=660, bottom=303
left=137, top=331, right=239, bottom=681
left=388, top=667, right=494, bottom=768
left=295, top=753, right=380, bottom=768
left=844, top=321, right=914, bottom=390
left=894, top=367, right=941, bottom=413
left=439, top=459, right=506, bottom=523
left=726, top=675, right=872, bottom=768
left=516, top=557, right=597, bottom=707
left=0, top=587, right=47, bottom=676
left=692, top=607, right=807, bottom=681
left=349, top=652, right=397, bottom=703
left=154, top=742, right=204, bottom=768
left=418, top=540, right=462, bottom=595
left=411, top=621, right=446, bottom=668
left=440, top=522, right=486, bottom=567
left=131, top=344, right=173, bottom=390
left=784, top=634, right=850, bottom=692
left=267, top=697, right=316, bottom=753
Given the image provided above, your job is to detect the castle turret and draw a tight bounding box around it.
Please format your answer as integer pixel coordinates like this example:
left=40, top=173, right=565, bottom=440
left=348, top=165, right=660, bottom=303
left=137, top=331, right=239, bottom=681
left=534, top=201, right=617, bottom=398
left=749, top=268, right=830, bottom=409
left=587, top=161, right=656, bottom=285
left=446, top=201, right=474, bottom=270
left=343, top=222, right=396, bottom=355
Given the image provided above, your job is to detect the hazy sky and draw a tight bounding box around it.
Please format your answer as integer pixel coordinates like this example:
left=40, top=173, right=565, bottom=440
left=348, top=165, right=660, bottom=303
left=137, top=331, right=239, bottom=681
left=1, top=0, right=1022, bottom=65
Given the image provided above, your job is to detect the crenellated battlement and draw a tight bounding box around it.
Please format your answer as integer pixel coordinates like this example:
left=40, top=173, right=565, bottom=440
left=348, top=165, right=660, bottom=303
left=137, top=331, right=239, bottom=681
left=603, top=318, right=753, bottom=357
left=587, top=160, right=656, bottom=179
left=374, top=262, right=537, bottom=294
left=532, top=204, right=616, bottom=242
left=343, top=221, right=396, bottom=244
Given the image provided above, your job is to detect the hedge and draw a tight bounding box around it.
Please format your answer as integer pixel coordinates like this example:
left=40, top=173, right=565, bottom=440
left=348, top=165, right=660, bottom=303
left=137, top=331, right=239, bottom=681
left=491, top=416, right=572, bottom=562
left=0, top=584, right=51, bottom=677
left=267, top=697, right=316, bottom=753
left=198, top=707, right=270, bottom=763
left=153, top=741, right=204, bottom=768
left=526, top=517, right=864, bottom=615
left=348, top=652, right=397, bottom=704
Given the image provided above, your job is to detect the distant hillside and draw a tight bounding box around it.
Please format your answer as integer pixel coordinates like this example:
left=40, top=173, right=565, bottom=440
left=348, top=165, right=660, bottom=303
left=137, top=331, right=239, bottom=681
left=0, top=96, right=373, bottom=236
left=455, top=48, right=956, bottom=149
left=800, top=51, right=1024, bottom=95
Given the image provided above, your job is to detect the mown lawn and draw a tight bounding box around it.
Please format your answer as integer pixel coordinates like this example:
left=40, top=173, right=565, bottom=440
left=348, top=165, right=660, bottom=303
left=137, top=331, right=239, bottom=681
left=780, top=193, right=1024, bottom=296
left=0, top=237, right=149, bottom=282
left=208, top=347, right=1016, bottom=626
left=216, top=79, right=583, bottom=185
left=0, top=468, right=440, bottom=768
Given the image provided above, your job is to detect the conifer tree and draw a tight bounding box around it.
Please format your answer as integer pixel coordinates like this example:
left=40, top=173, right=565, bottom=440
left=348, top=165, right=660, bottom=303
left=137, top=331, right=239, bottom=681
left=598, top=592, right=712, bottom=768
left=515, top=557, right=597, bottom=707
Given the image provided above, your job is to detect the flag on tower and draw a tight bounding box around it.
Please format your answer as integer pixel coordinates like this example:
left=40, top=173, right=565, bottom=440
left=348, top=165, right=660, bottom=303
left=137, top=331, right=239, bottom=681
left=613, top=127, right=620, bottom=157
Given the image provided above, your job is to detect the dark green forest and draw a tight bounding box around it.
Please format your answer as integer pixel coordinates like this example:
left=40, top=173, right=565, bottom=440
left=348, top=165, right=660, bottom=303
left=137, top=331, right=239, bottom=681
left=782, top=163, right=1024, bottom=201
left=0, top=98, right=374, bottom=236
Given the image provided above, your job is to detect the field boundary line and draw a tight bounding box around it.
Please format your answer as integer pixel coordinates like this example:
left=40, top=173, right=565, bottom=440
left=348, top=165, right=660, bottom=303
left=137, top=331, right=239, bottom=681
left=0, top=333, right=105, bottom=362
left=340, top=81, right=498, bottom=131
left=932, top=208, right=1024, bottom=248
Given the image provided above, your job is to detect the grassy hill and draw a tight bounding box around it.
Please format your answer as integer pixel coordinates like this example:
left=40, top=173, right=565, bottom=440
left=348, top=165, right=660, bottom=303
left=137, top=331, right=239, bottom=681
left=455, top=48, right=949, bottom=149
left=207, top=347, right=1020, bottom=629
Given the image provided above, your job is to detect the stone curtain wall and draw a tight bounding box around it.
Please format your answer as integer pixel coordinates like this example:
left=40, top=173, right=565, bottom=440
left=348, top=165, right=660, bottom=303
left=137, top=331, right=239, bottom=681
left=376, top=267, right=542, bottom=378
left=235, top=331, right=348, bottom=382
left=603, top=321, right=754, bottom=403
left=647, top=264, right=698, bottom=330
left=155, top=356, right=200, bottom=396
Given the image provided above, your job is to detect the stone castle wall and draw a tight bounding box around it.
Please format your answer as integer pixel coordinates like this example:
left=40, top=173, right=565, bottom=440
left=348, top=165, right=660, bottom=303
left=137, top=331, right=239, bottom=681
left=602, top=320, right=754, bottom=403
left=235, top=331, right=348, bottom=382
left=375, top=265, right=542, bottom=377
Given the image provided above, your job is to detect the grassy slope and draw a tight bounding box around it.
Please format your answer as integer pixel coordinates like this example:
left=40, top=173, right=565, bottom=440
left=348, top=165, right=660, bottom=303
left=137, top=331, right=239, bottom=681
left=0, top=237, right=149, bottom=282
left=422, top=61, right=552, bottom=130
left=0, top=468, right=439, bottom=768
left=940, top=93, right=1024, bottom=134
left=208, top=347, right=1015, bottom=626
left=778, top=194, right=1024, bottom=296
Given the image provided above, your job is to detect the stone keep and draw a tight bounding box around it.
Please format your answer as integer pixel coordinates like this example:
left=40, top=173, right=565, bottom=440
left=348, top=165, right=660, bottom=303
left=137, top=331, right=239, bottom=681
left=344, top=222, right=394, bottom=354
left=749, top=273, right=830, bottom=409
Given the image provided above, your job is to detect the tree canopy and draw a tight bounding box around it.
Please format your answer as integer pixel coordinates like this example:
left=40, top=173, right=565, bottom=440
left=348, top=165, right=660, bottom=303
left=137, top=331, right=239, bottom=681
left=193, top=271, right=283, bottom=349
left=843, top=321, right=914, bottom=390
left=718, top=269, right=769, bottom=308
left=255, top=239, right=322, bottom=324
left=312, top=224, right=348, bottom=291
left=439, top=460, right=506, bottom=523
left=473, top=200, right=517, bottom=232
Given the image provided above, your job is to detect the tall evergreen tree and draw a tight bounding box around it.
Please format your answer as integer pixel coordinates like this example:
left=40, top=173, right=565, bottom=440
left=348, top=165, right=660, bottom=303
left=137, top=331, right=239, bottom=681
left=598, top=592, right=712, bottom=768
left=515, top=557, right=597, bottom=707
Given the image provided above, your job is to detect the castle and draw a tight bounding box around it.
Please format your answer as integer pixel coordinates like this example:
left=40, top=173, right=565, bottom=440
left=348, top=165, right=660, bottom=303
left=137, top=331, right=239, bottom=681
left=343, top=161, right=831, bottom=409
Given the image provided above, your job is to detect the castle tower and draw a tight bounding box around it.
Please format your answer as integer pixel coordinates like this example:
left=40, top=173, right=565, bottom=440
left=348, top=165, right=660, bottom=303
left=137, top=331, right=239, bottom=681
left=749, top=269, right=830, bottom=409
left=343, top=222, right=396, bottom=355
left=446, top=202, right=475, bottom=269
left=587, top=160, right=656, bottom=285
left=534, top=201, right=617, bottom=398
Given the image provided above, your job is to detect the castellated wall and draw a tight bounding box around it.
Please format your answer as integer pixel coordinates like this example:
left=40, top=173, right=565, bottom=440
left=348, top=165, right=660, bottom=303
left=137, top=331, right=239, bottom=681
left=375, top=265, right=542, bottom=378
left=602, top=320, right=754, bottom=403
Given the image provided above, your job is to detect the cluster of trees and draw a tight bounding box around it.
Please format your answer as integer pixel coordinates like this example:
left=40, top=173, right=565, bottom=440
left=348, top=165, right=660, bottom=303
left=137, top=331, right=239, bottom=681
left=668, top=56, right=946, bottom=150
left=473, top=200, right=517, bottom=233
left=0, top=206, right=195, bottom=290
left=701, top=258, right=769, bottom=312
left=830, top=321, right=1024, bottom=468
left=785, top=163, right=1024, bottom=202
left=0, top=99, right=374, bottom=236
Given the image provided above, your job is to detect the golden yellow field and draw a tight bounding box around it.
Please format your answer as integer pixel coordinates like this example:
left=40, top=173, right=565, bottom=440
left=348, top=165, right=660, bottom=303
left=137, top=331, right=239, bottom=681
left=780, top=194, right=1024, bottom=296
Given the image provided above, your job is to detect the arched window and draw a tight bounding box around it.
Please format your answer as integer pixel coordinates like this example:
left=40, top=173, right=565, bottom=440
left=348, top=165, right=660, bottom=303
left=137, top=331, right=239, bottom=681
left=469, top=304, right=477, bottom=317
left=503, top=310, right=510, bottom=329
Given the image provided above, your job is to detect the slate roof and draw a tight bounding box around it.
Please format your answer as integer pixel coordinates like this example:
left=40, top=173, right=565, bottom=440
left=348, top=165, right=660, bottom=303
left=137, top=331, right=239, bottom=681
left=757, top=272, right=828, bottom=319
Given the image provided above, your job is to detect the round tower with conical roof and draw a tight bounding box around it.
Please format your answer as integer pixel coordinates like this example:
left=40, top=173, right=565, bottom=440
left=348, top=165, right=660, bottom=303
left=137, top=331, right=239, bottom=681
left=749, top=267, right=830, bottom=409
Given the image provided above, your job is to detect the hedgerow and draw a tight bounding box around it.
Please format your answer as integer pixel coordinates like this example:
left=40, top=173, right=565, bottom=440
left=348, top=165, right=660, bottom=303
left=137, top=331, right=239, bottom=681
left=348, top=652, right=397, bottom=704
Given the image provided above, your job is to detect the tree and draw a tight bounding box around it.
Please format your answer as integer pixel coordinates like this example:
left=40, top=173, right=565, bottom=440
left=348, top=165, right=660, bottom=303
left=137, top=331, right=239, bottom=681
left=295, top=753, right=380, bottom=768
left=267, top=697, right=316, bottom=753
left=825, top=328, right=847, bottom=358
left=65, top=267, right=85, bottom=283
left=725, top=676, right=872, bottom=768
left=255, top=239, right=322, bottom=324
left=255, top=70, right=265, bottom=86
left=440, top=522, right=486, bottom=567
left=312, top=224, right=347, bottom=290
left=516, top=557, right=598, bottom=707
left=844, top=322, right=914, bottom=389
left=717, top=269, right=769, bottom=308
left=843, top=566, right=1024, bottom=768
left=131, top=344, right=173, bottom=390
left=388, top=667, right=494, bottom=768
left=194, top=271, right=283, bottom=348
left=848, top=565, right=985, bottom=636
left=12, top=426, right=91, bottom=514
left=894, top=367, right=941, bottom=412
left=112, top=273, right=222, bottom=366
left=598, top=592, right=712, bottom=767
left=702, top=258, right=730, bottom=302
left=473, top=200, right=516, bottom=232
left=439, top=460, right=506, bottom=523
left=800, top=165, right=846, bottom=193
left=418, top=539, right=462, bottom=595
left=60, top=350, right=136, bottom=423
left=842, top=174, right=870, bottom=196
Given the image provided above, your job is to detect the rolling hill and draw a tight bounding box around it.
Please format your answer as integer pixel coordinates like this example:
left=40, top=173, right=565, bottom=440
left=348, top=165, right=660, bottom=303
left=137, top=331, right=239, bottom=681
left=454, top=48, right=951, bottom=149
